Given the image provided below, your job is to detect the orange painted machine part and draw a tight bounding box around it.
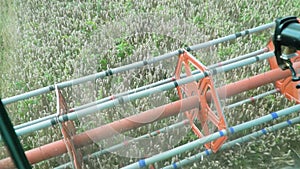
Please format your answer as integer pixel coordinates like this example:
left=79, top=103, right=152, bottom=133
left=267, top=40, right=300, bottom=103
left=56, top=88, right=82, bottom=169
left=174, top=50, right=227, bottom=153
left=211, top=62, right=298, bottom=101
left=0, top=62, right=298, bottom=168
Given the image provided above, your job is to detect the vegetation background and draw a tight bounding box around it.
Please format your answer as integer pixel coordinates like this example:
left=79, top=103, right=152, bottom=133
left=1, top=0, right=300, bottom=168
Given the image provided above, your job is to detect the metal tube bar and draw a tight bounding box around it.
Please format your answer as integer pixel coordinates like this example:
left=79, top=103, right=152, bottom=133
left=14, top=114, right=56, bottom=130
left=12, top=52, right=274, bottom=138
left=209, top=48, right=268, bottom=68
left=163, top=116, right=300, bottom=169
left=54, top=120, right=189, bottom=169
left=188, top=22, right=275, bottom=51
left=122, top=104, right=300, bottom=169
left=225, top=89, right=279, bottom=109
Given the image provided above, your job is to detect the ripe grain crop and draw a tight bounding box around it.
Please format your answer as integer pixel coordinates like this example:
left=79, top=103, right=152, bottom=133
left=1, top=0, right=300, bottom=168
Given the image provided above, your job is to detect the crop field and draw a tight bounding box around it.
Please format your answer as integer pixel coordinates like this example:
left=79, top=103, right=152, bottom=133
left=1, top=0, right=300, bottom=168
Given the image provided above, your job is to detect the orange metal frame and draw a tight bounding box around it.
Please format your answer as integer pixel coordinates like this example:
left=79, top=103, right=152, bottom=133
left=56, top=88, right=82, bottom=169
left=174, top=50, right=227, bottom=152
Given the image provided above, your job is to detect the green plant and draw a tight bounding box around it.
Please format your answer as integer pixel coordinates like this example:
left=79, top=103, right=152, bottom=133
left=115, top=38, right=134, bottom=60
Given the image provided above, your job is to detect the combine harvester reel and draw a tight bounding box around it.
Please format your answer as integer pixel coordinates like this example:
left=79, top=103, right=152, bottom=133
left=0, top=16, right=300, bottom=168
